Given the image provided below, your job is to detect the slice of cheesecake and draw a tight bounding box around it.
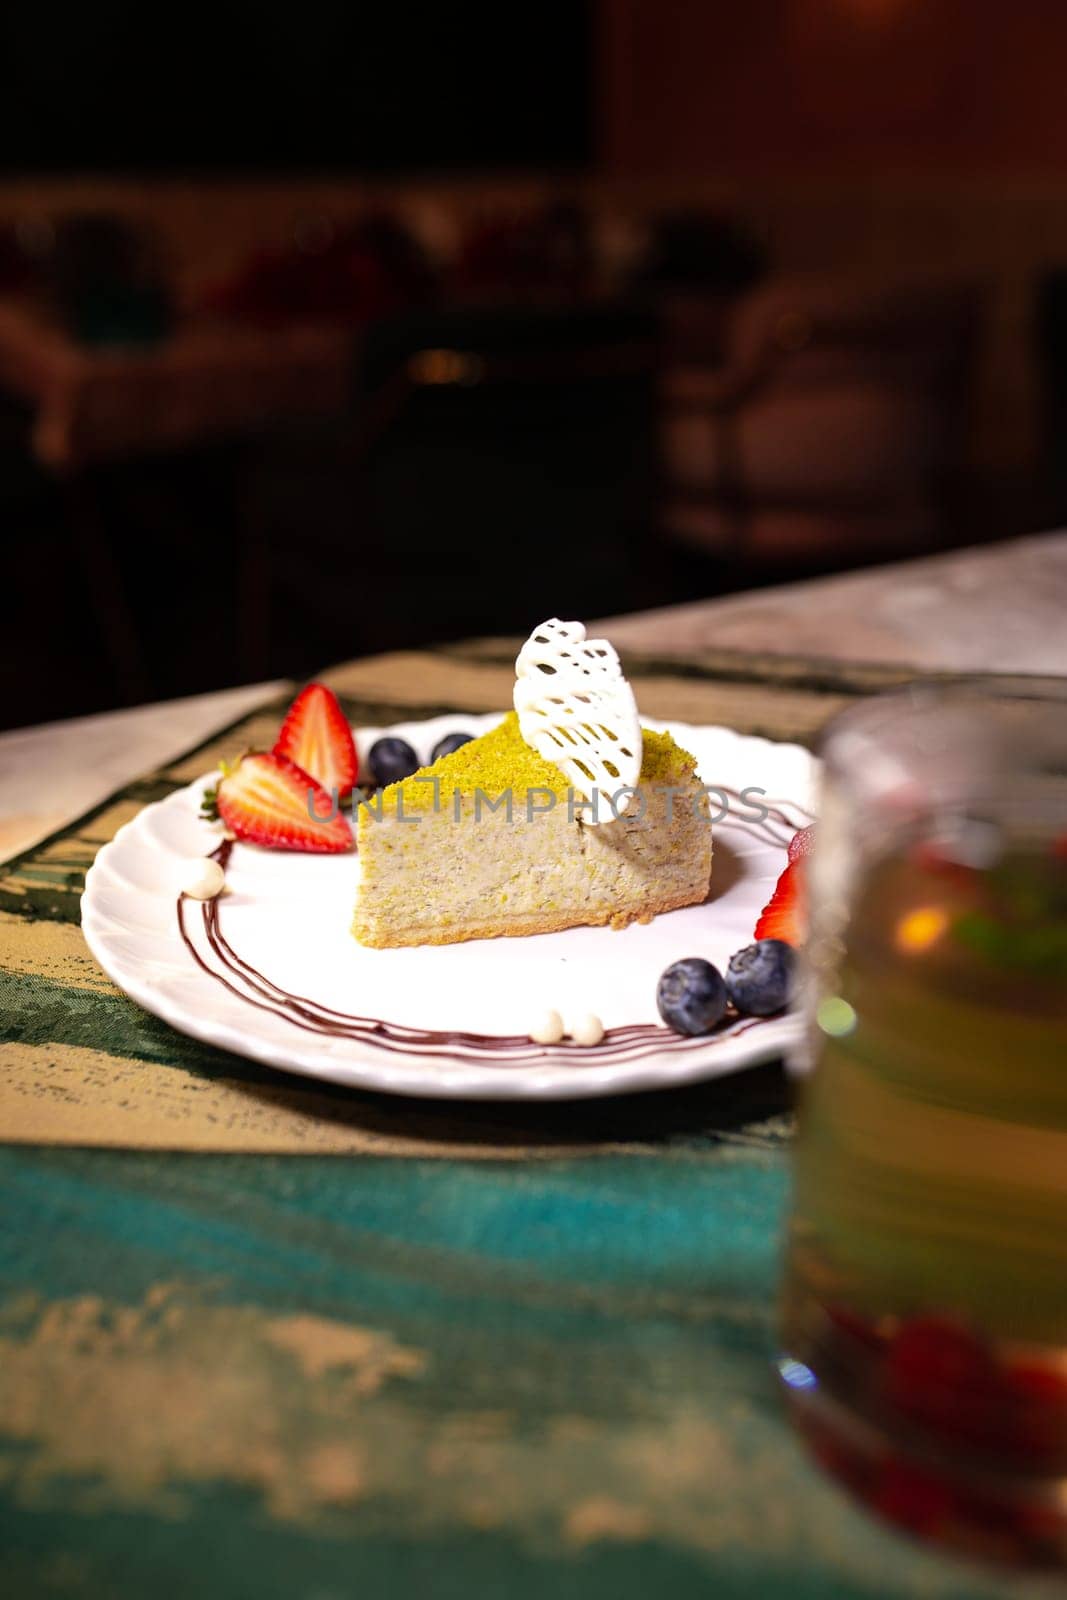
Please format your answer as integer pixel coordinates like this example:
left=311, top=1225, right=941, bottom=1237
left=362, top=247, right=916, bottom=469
left=352, top=712, right=712, bottom=948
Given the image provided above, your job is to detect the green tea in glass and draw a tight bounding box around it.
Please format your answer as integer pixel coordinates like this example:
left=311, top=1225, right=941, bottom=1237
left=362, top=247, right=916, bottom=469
left=779, top=679, right=1067, bottom=1568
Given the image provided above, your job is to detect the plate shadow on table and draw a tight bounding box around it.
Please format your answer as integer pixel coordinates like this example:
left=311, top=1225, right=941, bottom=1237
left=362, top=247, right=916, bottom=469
left=221, top=1054, right=795, bottom=1159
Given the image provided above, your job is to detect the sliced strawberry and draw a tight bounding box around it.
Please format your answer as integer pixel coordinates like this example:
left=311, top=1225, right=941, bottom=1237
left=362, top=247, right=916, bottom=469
left=788, top=824, right=816, bottom=863
left=273, top=683, right=357, bottom=799
left=755, top=860, right=804, bottom=945
left=883, top=1317, right=1004, bottom=1451
left=205, top=752, right=352, bottom=853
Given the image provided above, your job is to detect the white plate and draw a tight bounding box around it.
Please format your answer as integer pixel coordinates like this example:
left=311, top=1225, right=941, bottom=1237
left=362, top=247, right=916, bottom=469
left=81, top=714, right=818, bottom=1101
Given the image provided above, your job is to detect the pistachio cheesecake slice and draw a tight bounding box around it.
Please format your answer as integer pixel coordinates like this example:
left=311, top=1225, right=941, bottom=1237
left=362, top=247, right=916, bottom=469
left=352, top=710, right=712, bottom=948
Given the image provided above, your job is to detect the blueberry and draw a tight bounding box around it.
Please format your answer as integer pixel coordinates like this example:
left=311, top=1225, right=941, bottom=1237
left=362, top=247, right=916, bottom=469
left=431, top=731, right=474, bottom=762
left=725, top=939, right=796, bottom=1016
left=657, top=957, right=727, bottom=1036
left=368, top=735, right=420, bottom=788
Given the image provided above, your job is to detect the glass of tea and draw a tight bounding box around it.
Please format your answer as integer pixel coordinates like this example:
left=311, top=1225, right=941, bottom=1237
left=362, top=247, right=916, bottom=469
left=779, top=677, right=1067, bottom=1568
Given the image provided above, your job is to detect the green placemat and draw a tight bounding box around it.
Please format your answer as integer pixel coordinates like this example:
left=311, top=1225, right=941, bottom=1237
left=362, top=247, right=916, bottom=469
left=1, top=646, right=1036, bottom=1599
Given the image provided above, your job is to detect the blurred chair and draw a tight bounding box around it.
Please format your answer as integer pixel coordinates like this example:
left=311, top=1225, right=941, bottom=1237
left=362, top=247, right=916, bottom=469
left=237, top=303, right=659, bottom=675
left=659, top=274, right=985, bottom=574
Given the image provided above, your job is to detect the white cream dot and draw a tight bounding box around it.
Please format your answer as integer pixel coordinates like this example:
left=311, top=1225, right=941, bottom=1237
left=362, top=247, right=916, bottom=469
left=179, top=857, right=226, bottom=900
left=568, top=1012, right=605, bottom=1047
left=529, top=1009, right=564, bottom=1045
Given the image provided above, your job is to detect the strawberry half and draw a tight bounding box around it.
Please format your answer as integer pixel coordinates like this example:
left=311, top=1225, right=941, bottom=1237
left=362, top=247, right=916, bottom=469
left=755, top=860, right=804, bottom=945
left=274, top=683, right=357, bottom=799
left=204, top=752, right=352, bottom=853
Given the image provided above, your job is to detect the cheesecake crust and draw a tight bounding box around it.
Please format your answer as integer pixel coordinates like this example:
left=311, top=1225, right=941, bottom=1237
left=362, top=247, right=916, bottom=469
left=352, top=879, right=712, bottom=949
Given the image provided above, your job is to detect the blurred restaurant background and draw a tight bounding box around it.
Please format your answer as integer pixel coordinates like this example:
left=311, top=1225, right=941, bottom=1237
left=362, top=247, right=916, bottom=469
left=1, top=0, right=1064, bottom=729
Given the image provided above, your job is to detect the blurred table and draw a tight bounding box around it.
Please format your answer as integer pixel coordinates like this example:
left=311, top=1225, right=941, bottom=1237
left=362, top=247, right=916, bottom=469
left=603, top=528, right=1067, bottom=675
left=0, top=296, right=355, bottom=468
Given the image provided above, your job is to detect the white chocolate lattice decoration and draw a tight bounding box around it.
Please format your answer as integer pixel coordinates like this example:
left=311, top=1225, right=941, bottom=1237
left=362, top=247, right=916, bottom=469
left=513, top=619, right=642, bottom=820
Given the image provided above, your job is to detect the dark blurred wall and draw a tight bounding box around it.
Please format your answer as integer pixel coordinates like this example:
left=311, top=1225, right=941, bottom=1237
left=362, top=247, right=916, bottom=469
left=1, top=4, right=591, bottom=175
left=599, top=0, right=1067, bottom=177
